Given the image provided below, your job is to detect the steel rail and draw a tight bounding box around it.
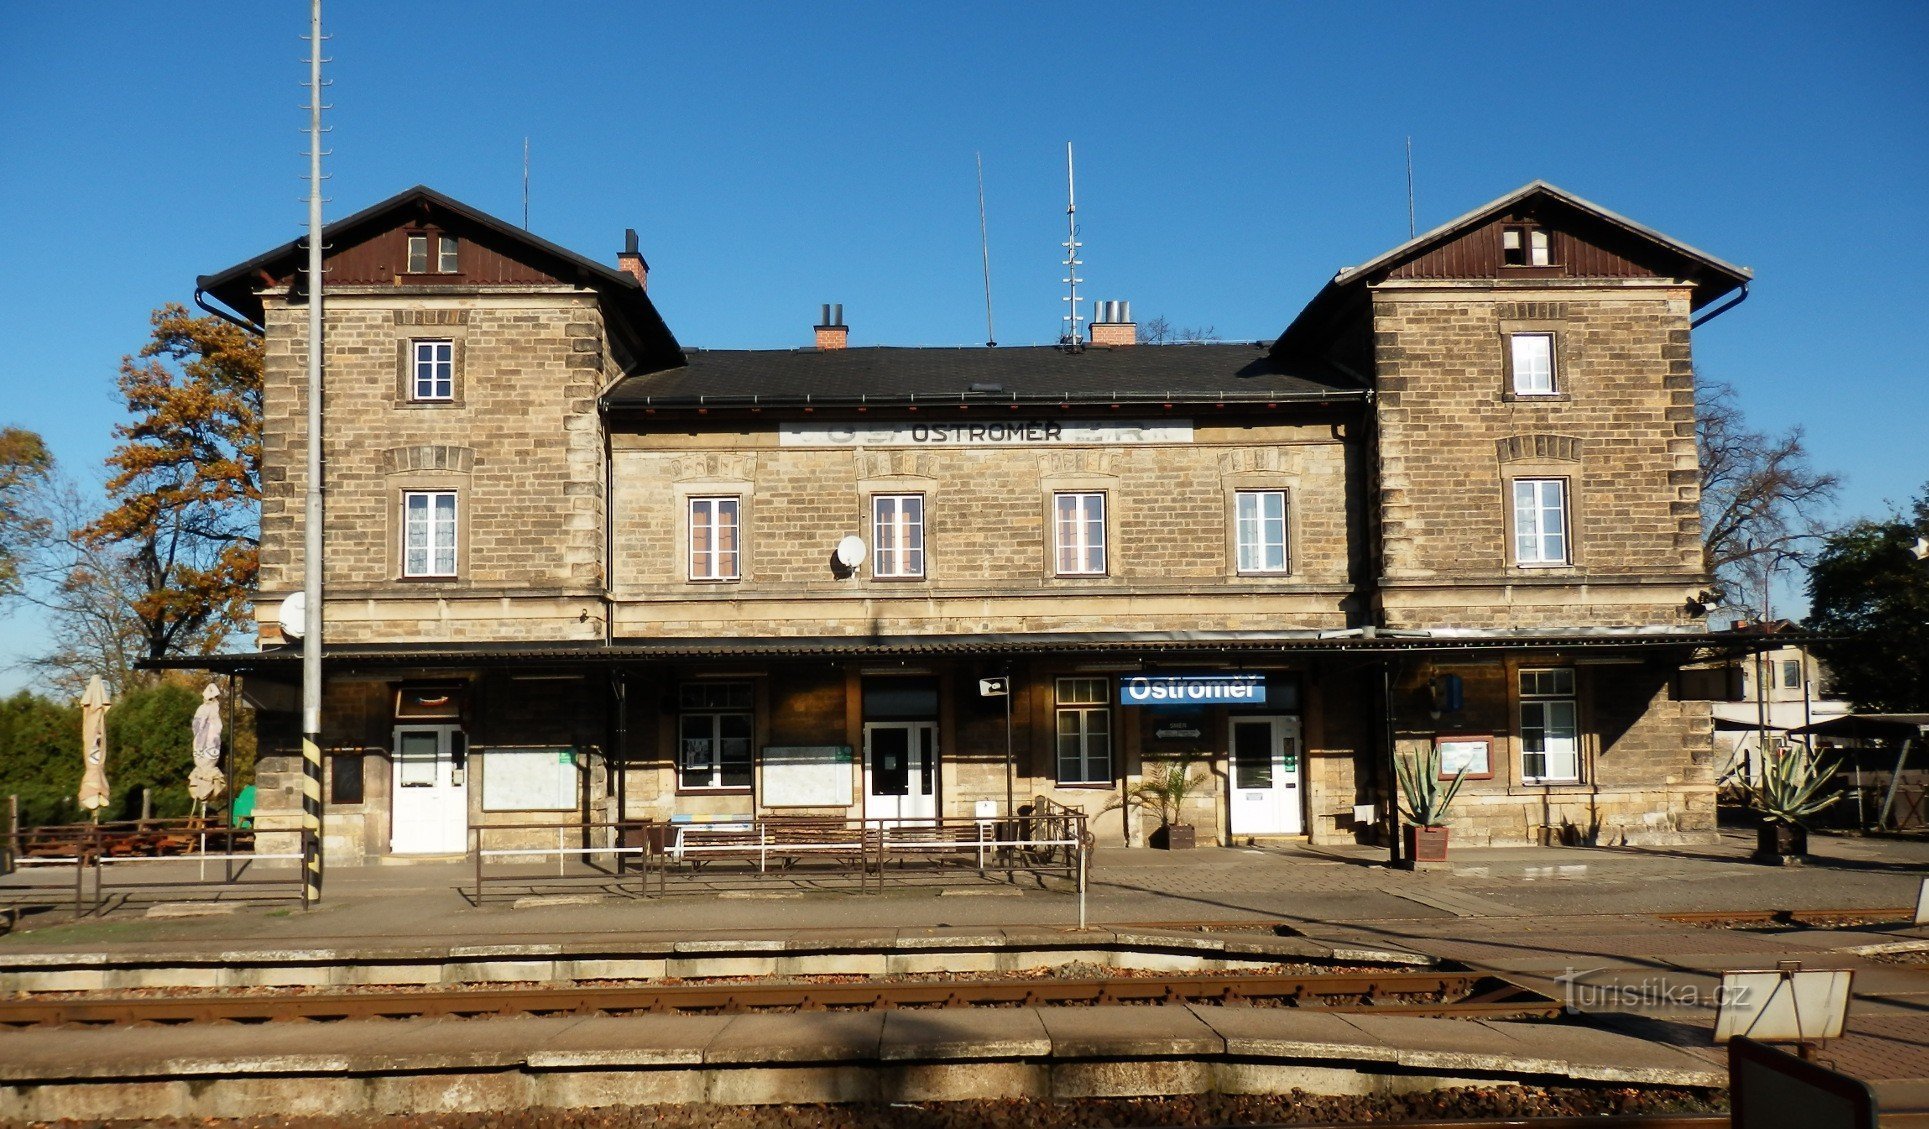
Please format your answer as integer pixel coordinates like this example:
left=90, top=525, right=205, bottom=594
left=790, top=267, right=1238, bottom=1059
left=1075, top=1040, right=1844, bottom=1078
left=1658, top=907, right=1910, bottom=925
left=1235, top=1118, right=1725, bottom=1129
left=0, top=970, right=1560, bottom=1028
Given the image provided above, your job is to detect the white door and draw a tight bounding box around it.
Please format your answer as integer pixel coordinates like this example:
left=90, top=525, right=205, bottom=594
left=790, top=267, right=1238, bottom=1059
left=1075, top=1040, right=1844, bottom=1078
left=1228, top=716, right=1303, bottom=836
left=864, top=721, right=938, bottom=824
left=391, top=725, right=468, bottom=854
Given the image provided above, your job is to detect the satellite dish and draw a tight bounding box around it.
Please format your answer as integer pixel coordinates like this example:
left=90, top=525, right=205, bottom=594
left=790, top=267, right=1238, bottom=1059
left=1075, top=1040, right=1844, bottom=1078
left=834, top=535, right=866, bottom=571
left=277, top=592, right=308, bottom=641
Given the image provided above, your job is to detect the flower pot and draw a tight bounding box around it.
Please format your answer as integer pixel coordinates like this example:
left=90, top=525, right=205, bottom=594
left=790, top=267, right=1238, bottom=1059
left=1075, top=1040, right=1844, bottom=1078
left=1755, top=820, right=1807, bottom=865
left=1404, top=824, right=1450, bottom=864
left=1152, top=823, right=1197, bottom=850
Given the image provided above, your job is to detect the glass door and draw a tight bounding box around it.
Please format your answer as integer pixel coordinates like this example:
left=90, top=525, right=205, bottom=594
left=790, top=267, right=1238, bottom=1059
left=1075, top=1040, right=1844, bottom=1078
left=864, top=721, right=937, bottom=824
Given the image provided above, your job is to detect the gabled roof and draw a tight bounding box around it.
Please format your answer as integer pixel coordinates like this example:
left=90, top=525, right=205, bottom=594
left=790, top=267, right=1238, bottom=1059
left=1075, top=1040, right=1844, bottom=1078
left=197, top=185, right=681, bottom=370
left=604, top=342, right=1369, bottom=411
left=1275, top=180, right=1753, bottom=356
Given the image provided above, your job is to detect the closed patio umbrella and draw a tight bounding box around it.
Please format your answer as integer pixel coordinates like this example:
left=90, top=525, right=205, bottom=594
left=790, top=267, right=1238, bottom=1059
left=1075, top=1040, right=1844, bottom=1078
left=78, top=676, right=111, bottom=821
left=188, top=683, right=226, bottom=805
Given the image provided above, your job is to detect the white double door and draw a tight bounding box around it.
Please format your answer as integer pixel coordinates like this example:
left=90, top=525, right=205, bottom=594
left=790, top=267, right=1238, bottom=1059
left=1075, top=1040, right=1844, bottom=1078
left=1227, top=715, right=1304, bottom=836
left=391, top=724, right=469, bottom=854
left=864, top=721, right=938, bottom=823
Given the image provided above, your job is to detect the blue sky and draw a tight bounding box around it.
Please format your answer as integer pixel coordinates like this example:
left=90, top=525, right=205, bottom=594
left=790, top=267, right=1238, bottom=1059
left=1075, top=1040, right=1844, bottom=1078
left=1, top=2, right=1925, bottom=691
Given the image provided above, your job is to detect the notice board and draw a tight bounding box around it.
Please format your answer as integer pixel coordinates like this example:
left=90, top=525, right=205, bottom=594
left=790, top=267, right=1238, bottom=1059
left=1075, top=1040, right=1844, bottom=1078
left=760, top=746, right=854, bottom=808
left=481, top=747, right=579, bottom=812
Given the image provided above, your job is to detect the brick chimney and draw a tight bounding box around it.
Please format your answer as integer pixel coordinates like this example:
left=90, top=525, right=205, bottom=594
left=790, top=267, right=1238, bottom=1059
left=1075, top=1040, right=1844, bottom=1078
left=616, top=228, right=649, bottom=290
left=814, top=303, right=848, bottom=350
left=1089, top=299, right=1136, bottom=347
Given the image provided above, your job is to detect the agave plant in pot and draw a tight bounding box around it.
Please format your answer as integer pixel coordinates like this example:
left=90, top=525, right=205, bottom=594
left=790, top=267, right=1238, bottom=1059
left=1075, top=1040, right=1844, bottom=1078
left=1108, top=755, right=1209, bottom=849
left=1753, top=745, right=1840, bottom=865
left=1395, top=746, right=1470, bottom=867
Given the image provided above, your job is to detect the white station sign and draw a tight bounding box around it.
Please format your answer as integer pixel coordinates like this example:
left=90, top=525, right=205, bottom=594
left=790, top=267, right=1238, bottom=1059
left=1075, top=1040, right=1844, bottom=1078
left=780, top=420, right=1194, bottom=447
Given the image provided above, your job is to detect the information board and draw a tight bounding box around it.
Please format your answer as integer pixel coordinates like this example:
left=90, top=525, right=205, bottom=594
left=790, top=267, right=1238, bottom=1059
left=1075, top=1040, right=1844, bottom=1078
left=760, top=745, right=854, bottom=808
left=481, top=747, right=579, bottom=812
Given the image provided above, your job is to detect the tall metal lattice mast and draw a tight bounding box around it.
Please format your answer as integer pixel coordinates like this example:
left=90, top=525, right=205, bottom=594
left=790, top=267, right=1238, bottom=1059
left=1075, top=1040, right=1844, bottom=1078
left=1061, top=142, right=1083, bottom=347
left=300, top=0, right=330, bottom=906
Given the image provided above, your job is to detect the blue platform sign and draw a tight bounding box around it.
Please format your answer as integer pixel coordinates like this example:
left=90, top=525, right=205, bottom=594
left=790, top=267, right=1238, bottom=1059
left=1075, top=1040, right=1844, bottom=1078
left=1119, top=673, right=1266, bottom=706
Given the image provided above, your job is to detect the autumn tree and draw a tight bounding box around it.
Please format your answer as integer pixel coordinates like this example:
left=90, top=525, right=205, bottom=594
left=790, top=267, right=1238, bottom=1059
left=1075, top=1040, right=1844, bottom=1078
left=1696, top=378, right=1841, bottom=603
left=82, top=304, right=262, bottom=661
left=1806, top=484, right=1929, bottom=712
left=0, top=426, right=53, bottom=599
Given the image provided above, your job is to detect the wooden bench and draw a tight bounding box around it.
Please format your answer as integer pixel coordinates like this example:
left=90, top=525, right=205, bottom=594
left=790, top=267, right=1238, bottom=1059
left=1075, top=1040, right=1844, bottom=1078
left=670, top=818, right=871, bottom=876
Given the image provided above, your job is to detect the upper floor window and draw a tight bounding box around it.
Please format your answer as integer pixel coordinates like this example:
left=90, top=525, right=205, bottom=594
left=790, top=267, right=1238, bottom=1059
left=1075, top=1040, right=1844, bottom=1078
left=1781, top=658, right=1803, bottom=689
left=1054, top=492, right=1107, bottom=576
left=412, top=340, right=454, bottom=401
left=872, top=494, right=925, bottom=578
left=1502, top=225, right=1552, bottom=267
left=1234, top=489, right=1290, bottom=574
left=1520, top=667, right=1579, bottom=783
left=402, top=490, right=458, bottom=577
left=1512, top=478, right=1569, bottom=566
left=1509, top=333, right=1556, bottom=395
left=1054, top=677, right=1113, bottom=785
left=688, top=497, right=740, bottom=581
left=406, top=233, right=459, bottom=274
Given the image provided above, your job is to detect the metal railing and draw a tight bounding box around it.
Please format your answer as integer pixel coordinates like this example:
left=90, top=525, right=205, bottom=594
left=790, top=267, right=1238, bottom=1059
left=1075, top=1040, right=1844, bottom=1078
left=89, top=820, right=311, bottom=913
left=470, top=818, right=656, bottom=904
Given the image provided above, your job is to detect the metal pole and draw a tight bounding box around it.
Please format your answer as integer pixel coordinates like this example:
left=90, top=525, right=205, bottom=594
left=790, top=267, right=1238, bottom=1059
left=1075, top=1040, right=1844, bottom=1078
left=1004, top=668, right=1015, bottom=819
left=1877, top=738, right=1915, bottom=831
left=1383, top=661, right=1405, bottom=867
left=300, top=0, right=327, bottom=907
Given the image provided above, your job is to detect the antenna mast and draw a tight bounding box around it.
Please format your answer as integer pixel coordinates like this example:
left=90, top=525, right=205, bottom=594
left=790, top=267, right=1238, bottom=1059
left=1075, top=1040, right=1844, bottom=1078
left=299, top=0, right=330, bottom=907
left=1061, top=142, right=1083, bottom=347
left=977, top=152, right=996, bottom=348
left=522, top=137, right=530, bottom=230
left=1405, top=136, right=1416, bottom=238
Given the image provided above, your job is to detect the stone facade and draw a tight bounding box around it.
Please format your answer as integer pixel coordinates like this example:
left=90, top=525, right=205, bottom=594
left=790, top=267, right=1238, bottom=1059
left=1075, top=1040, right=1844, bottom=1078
left=216, top=181, right=1750, bottom=861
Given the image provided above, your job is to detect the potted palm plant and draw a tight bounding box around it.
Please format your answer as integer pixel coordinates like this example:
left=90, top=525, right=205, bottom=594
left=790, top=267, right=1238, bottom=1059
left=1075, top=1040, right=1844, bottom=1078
left=1109, top=756, right=1208, bottom=849
left=1395, top=746, right=1470, bottom=866
left=1753, top=745, right=1840, bottom=865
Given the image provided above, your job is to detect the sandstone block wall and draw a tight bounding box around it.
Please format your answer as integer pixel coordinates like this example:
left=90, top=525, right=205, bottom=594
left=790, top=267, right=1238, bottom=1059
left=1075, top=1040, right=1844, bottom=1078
left=1370, top=284, right=1704, bottom=630
left=609, top=420, right=1362, bottom=637
left=256, top=291, right=608, bottom=644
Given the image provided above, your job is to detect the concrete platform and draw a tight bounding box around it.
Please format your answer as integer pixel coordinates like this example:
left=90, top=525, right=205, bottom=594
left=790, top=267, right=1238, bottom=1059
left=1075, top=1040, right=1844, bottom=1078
left=0, top=1005, right=1725, bottom=1121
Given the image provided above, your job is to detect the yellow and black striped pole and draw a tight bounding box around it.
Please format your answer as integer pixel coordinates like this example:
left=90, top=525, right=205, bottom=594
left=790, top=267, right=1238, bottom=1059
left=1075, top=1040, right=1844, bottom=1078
left=299, top=0, right=328, bottom=907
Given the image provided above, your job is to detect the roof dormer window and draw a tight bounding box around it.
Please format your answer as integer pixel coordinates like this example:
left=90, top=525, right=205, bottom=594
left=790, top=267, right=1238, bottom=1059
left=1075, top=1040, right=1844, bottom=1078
left=1503, top=225, right=1552, bottom=267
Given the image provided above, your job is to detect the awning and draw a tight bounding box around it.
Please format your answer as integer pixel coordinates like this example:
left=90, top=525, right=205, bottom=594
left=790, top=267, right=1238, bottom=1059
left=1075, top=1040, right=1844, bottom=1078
left=143, top=626, right=1793, bottom=675
left=1786, top=713, right=1929, bottom=741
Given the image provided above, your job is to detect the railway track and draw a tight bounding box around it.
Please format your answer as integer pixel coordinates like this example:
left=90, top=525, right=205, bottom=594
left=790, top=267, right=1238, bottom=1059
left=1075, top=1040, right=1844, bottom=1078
left=0, top=969, right=1560, bottom=1027
left=1659, top=907, right=1910, bottom=926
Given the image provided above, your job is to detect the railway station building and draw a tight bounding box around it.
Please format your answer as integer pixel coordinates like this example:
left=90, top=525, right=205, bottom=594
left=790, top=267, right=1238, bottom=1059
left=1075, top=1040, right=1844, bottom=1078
left=183, top=179, right=1758, bottom=861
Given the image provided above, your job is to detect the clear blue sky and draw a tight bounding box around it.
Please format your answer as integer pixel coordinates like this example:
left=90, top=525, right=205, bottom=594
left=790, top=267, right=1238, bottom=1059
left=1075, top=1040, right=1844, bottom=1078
left=1, top=2, right=1924, bottom=691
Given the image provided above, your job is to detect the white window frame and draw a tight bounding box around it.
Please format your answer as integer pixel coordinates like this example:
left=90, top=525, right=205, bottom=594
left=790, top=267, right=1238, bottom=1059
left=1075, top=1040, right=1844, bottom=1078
left=1234, top=489, right=1290, bottom=574
left=437, top=234, right=459, bottom=273
left=1519, top=667, right=1580, bottom=784
left=677, top=682, right=754, bottom=791
left=406, top=233, right=430, bottom=274
left=1054, top=492, right=1107, bottom=576
left=872, top=494, right=925, bottom=578
left=402, top=490, right=458, bottom=578
left=1509, top=333, right=1556, bottom=396
left=411, top=340, right=454, bottom=401
left=688, top=496, right=741, bottom=581
left=1054, top=678, right=1113, bottom=785
left=1502, top=225, right=1553, bottom=267
left=1512, top=478, right=1569, bottom=566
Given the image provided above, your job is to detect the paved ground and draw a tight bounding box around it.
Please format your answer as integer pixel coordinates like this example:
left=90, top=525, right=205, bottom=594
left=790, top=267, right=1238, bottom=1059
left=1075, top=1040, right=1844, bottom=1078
left=4, top=826, right=1927, bottom=1115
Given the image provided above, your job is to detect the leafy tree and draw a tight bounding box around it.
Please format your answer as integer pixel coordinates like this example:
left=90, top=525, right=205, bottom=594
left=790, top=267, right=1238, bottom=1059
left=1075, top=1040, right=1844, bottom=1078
left=1697, top=379, right=1840, bottom=603
left=103, top=681, right=202, bottom=821
left=82, top=304, right=262, bottom=661
left=0, top=690, right=82, bottom=827
left=0, top=426, right=52, bottom=599
left=1806, top=484, right=1929, bottom=712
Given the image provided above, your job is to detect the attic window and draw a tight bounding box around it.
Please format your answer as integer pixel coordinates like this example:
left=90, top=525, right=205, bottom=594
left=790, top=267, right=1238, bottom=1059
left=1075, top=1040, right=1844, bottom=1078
left=1503, top=226, right=1553, bottom=267
left=405, top=233, right=459, bottom=274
